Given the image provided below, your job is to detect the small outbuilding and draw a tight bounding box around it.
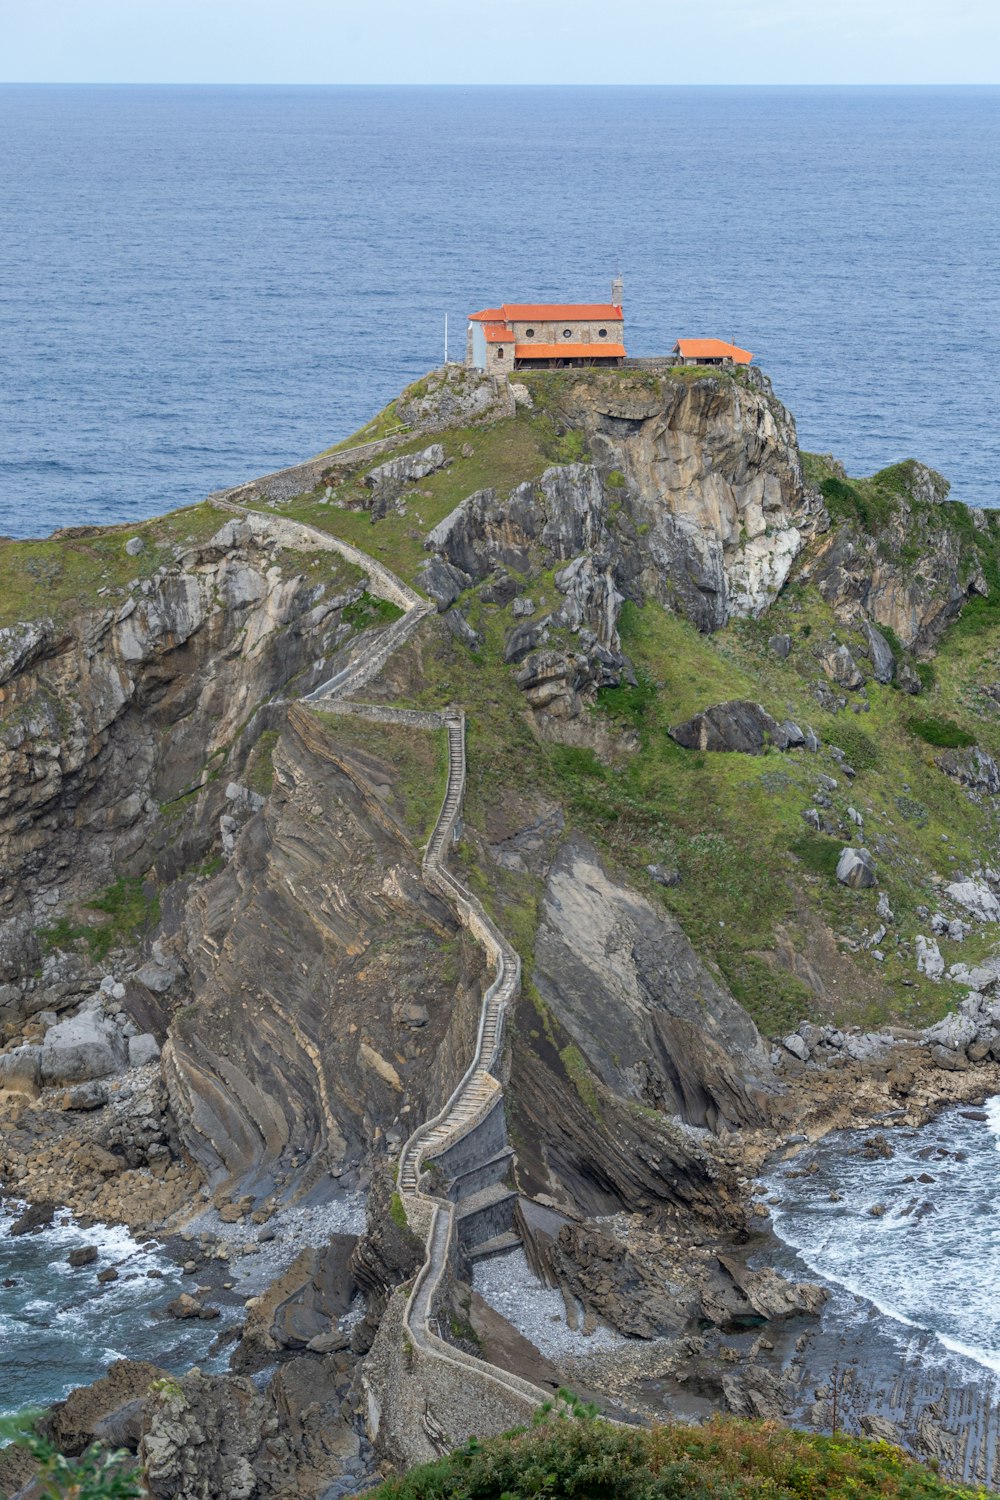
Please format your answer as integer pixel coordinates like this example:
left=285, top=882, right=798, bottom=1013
left=673, top=338, right=753, bottom=367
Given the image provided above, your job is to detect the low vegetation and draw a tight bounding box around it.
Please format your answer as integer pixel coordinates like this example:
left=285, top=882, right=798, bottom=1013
left=38, top=877, right=160, bottom=962
left=368, top=1414, right=990, bottom=1499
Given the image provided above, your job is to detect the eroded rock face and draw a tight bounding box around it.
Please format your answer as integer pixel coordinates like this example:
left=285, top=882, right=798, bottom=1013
left=0, top=520, right=363, bottom=983
left=532, top=836, right=775, bottom=1133
left=164, top=706, right=486, bottom=1191
left=551, top=370, right=818, bottom=627
left=670, top=701, right=789, bottom=755
left=800, top=462, right=987, bottom=651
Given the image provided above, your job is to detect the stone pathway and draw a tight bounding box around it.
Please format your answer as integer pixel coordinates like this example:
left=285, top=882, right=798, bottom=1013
left=209, top=494, right=550, bottom=1429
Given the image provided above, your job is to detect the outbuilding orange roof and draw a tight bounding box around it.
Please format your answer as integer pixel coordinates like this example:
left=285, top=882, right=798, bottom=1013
left=469, top=308, right=505, bottom=322
left=515, top=343, right=626, bottom=360
left=674, top=338, right=753, bottom=364
left=482, top=324, right=514, bottom=343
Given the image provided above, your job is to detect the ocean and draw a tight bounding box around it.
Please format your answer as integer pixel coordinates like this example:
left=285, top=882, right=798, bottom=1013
left=1, top=84, right=999, bottom=540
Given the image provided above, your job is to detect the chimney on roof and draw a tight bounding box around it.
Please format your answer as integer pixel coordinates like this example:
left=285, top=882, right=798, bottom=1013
left=611, top=274, right=624, bottom=308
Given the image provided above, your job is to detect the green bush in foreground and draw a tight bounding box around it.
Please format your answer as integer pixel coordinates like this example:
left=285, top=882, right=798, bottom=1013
left=906, top=715, right=976, bottom=750
left=0, top=1418, right=142, bottom=1500
left=369, top=1416, right=991, bottom=1500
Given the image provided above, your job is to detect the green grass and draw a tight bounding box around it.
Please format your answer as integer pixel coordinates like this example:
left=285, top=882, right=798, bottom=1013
left=38, top=877, right=160, bottom=963
left=315, top=713, right=449, bottom=844
left=368, top=1414, right=990, bottom=1500
left=0, top=502, right=227, bottom=629
left=791, top=833, right=842, bottom=879
left=245, top=729, right=280, bottom=795
left=261, top=409, right=557, bottom=587
left=389, top=1191, right=408, bottom=1229
left=342, top=592, right=405, bottom=629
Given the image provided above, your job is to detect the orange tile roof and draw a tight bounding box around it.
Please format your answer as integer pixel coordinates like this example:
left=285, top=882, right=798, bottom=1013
left=515, top=343, right=626, bottom=360
left=503, top=304, right=623, bottom=322
left=469, top=308, right=505, bottom=322
left=674, top=338, right=753, bottom=364
left=482, top=323, right=514, bottom=343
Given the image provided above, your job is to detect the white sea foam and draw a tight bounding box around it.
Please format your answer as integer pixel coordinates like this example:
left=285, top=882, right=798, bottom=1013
left=764, top=1095, right=1000, bottom=1376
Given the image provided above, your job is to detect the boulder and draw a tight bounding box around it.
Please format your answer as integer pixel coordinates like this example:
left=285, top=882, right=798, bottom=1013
left=915, top=935, right=944, bottom=981
left=937, top=746, right=1000, bottom=797
left=0, top=1043, right=42, bottom=1095
left=669, top=701, right=790, bottom=755
left=413, top=556, right=472, bottom=611
left=59, top=1080, right=108, bottom=1110
left=443, top=607, right=481, bottom=651
left=40, top=1008, right=125, bottom=1085
left=768, top=634, right=792, bottom=659
left=128, top=1033, right=161, bottom=1068
left=781, top=1033, right=810, bottom=1062
left=924, top=1011, right=978, bottom=1052
left=859, top=619, right=895, bottom=684
left=820, top=642, right=865, bottom=690
left=946, top=879, right=1000, bottom=923
left=68, top=1245, right=99, bottom=1267
left=9, top=1199, right=57, bottom=1236
left=836, top=847, right=877, bottom=888
left=124, top=537, right=145, bottom=557
left=896, top=661, right=922, bottom=694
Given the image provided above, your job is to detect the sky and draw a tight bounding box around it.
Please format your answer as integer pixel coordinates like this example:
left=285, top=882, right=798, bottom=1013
left=3, top=0, right=1000, bottom=85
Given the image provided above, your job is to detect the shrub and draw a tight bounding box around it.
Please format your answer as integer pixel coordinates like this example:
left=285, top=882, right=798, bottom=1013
left=906, top=715, right=975, bottom=749
left=367, top=1413, right=987, bottom=1499
left=826, top=722, right=880, bottom=772
left=791, top=833, right=842, bottom=879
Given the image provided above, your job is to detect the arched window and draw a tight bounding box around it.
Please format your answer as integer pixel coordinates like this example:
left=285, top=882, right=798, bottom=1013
left=598, top=327, right=608, bottom=338
left=496, top=347, right=505, bottom=359
left=563, top=328, right=572, bottom=339
left=525, top=328, right=535, bottom=338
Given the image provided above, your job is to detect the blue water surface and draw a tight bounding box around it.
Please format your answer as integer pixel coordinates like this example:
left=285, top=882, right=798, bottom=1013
left=1, top=84, right=999, bottom=538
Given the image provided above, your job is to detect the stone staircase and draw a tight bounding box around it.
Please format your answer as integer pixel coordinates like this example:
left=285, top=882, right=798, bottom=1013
left=209, top=496, right=551, bottom=1442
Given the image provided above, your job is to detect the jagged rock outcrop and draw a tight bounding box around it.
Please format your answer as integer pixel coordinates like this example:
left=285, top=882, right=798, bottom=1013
left=395, top=364, right=514, bottom=432
left=800, top=462, right=988, bottom=651
left=0, top=518, right=365, bottom=985
left=669, top=701, right=800, bottom=755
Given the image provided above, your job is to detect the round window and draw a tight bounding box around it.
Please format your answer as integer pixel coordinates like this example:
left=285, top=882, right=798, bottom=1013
left=563, top=328, right=572, bottom=338
left=598, top=327, right=607, bottom=338
left=525, top=328, right=535, bottom=338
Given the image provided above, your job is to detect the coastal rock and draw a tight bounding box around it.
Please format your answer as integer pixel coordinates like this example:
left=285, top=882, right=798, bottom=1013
left=859, top=618, right=896, bottom=683
left=937, top=746, right=1000, bottom=797
left=413, top=556, right=472, bottom=611
left=945, top=880, right=1000, bottom=923
left=802, top=460, right=986, bottom=652
left=836, top=847, right=877, bottom=888
left=39, top=1008, right=125, bottom=1085
left=141, top=1368, right=266, bottom=1500
left=916, top=935, right=945, bottom=981
left=819, top=642, right=865, bottom=690
left=39, top=1359, right=168, bottom=1456
left=669, top=701, right=790, bottom=755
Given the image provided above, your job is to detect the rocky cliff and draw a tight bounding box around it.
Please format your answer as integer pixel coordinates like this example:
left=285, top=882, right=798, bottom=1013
left=4, top=361, right=1000, bottom=1493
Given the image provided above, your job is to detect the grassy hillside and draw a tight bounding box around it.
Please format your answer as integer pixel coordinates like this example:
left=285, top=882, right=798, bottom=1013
left=369, top=1415, right=990, bottom=1499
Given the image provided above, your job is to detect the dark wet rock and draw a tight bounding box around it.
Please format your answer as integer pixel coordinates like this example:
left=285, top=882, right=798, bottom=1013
left=8, top=1199, right=56, bottom=1236
left=68, top=1245, right=98, bottom=1267
left=669, top=701, right=791, bottom=755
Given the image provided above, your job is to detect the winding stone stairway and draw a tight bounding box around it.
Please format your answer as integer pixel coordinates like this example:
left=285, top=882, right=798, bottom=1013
left=209, top=494, right=550, bottom=1450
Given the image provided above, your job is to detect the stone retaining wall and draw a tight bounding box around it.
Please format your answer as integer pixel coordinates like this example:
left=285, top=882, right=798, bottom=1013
left=209, top=431, right=413, bottom=510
